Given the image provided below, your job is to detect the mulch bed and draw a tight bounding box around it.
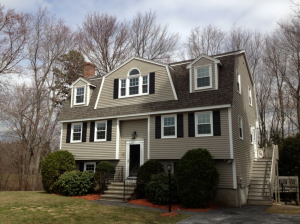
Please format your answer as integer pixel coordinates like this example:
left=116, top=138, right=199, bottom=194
left=128, top=199, right=220, bottom=212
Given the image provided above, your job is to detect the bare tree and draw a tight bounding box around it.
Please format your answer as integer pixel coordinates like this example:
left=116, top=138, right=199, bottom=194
left=185, top=25, right=225, bottom=58
left=130, top=10, right=180, bottom=63
left=0, top=4, right=31, bottom=76
left=78, top=13, right=130, bottom=75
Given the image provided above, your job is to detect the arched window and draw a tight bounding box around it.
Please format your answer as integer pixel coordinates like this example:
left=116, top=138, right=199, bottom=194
left=129, top=69, right=140, bottom=76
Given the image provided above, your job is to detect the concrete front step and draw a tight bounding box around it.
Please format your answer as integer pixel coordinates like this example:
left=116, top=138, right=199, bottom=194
left=101, top=194, right=131, bottom=200
left=99, top=198, right=125, bottom=202
left=108, top=186, right=136, bottom=191
left=247, top=199, right=273, bottom=205
left=105, top=190, right=134, bottom=195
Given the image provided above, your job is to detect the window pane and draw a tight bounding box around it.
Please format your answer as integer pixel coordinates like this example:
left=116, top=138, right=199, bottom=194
left=198, top=113, right=210, bottom=124
left=121, top=80, right=126, bottom=88
left=129, top=69, right=139, bottom=76
left=130, top=78, right=139, bottom=86
left=197, top=67, right=209, bottom=78
left=73, top=124, right=81, bottom=132
left=164, top=117, right=175, bottom=126
left=76, top=95, right=84, bottom=103
left=143, top=76, right=148, bottom=84
left=77, top=87, right=84, bottom=95
left=198, top=124, right=211, bottom=134
left=97, top=131, right=105, bottom=139
left=129, top=86, right=139, bottom=95
left=73, top=133, right=81, bottom=140
left=121, top=88, right=126, bottom=96
left=164, top=126, right=175, bottom=136
left=86, top=164, right=95, bottom=172
left=142, top=85, right=147, bottom=93
left=197, top=77, right=210, bottom=87
left=97, top=123, right=106, bottom=131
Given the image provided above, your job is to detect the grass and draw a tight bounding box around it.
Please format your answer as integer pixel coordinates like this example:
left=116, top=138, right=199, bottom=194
left=265, top=204, right=300, bottom=215
left=0, top=191, right=189, bottom=224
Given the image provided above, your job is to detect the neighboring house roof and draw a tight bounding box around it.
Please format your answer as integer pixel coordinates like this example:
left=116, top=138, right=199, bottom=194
left=58, top=52, right=238, bottom=122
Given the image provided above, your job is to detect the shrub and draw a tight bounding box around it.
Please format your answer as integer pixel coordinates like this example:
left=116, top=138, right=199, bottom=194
left=137, top=160, right=164, bottom=196
left=94, top=161, right=115, bottom=192
left=176, top=148, right=219, bottom=208
left=57, top=171, right=95, bottom=196
left=145, top=172, right=179, bottom=205
left=41, top=150, right=75, bottom=193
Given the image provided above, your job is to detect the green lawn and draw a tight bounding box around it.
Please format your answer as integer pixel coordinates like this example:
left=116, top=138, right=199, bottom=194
left=0, top=192, right=189, bottom=224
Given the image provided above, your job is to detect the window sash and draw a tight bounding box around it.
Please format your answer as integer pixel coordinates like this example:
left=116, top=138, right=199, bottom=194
left=162, top=115, right=176, bottom=138
left=84, top=162, right=96, bottom=173
left=95, top=121, right=107, bottom=141
left=196, top=112, right=212, bottom=136
left=239, top=117, right=243, bottom=139
left=194, top=65, right=212, bottom=89
left=75, top=87, right=85, bottom=104
left=71, top=123, right=82, bottom=142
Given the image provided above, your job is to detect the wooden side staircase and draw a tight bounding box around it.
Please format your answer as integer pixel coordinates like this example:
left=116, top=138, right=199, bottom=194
left=247, top=159, right=273, bottom=205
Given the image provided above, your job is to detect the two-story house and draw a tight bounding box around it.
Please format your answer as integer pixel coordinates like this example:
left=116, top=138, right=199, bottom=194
left=58, top=50, right=259, bottom=207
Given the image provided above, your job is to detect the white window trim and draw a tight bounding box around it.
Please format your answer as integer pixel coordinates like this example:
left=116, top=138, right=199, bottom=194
left=237, top=73, right=241, bottom=95
left=94, top=120, right=107, bottom=142
left=195, top=111, right=213, bottom=137
left=119, top=73, right=149, bottom=98
left=238, top=116, right=243, bottom=140
left=248, top=86, right=252, bottom=106
left=194, top=64, right=212, bottom=90
left=161, top=114, right=177, bottom=139
left=84, top=162, right=96, bottom=172
left=250, top=124, right=255, bottom=144
left=71, top=122, right=83, bottom=143
left=74, top=86, right=85, bottom=105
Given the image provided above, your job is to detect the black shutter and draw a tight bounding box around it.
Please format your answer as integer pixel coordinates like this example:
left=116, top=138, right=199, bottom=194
left=66, top=123, right=71, bottom=143
left=79, top=162, right=84, bottom=172
left=149, top=72, right=155, bottom=94
left=155, top=116, right=161, bottom=139
left=213, top=110, right=221, bottom=136
left=90, top=121, right=95, bottom=142
left=177, top=114, right=184, bottom=137
left=113, top=79, right=119, bottom=99
left=107, top=120, right=112, bottom=141
left=82, top=122, right=87, bottom=142
left=188, top=113, right=195, bottom=137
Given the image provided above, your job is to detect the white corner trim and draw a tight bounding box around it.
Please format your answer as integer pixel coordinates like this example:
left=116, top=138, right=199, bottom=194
left=166, top=66, right=178, bottom=100
left=94, top=76, right=105, bottom=109
left=60, top=124, right=63, bottom=150
left=189, top=68, right=192, bottom=93
left=214, top=63, right=218, bottom=90
left=59, top=104, right=232, bottom=123
left=228, top=108, right=234, bottom=159
left=147, top=116, right=150, bottom=159
left=116, top=119, right=120, bottom=159
left=232, top=160, right=237, bottom=189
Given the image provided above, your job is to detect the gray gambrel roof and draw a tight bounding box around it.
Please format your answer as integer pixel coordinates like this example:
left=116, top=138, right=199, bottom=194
left=58, top=50, right=244, bottom=122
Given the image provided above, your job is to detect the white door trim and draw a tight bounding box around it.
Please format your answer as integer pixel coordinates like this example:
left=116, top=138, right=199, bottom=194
left=125, top=140, right=144, bottom=178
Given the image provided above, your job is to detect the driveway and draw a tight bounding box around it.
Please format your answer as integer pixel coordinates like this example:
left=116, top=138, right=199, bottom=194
left=177, top=204, right=300, bottom=224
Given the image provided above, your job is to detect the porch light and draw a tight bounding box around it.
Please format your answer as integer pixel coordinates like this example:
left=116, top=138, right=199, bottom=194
left=167, top=163, right=172, bottom=173
left=131, top=131, right=137, bottom=139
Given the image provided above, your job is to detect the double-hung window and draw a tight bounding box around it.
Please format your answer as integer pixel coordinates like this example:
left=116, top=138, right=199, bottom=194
left=75, top=87, right=85, bottom=105
left=120, top=79, right=126, bottom=96
left=237, top=74, right=241, bottom=94
left=95, top=121, right=107, bottom=141
left=195, top=65, right=212, bottom=90
left=248, top=86, right=252, bottom=106
left=84, top=162, right=96, bottom=173
left=250, top=125, right=255, bottom=144
left=162, top=115, right=177, bottom=138
left=238, top=116, right=243, bottom=139
left=71, top=123, right=82, bottom=143
left=129, top=77, right=139, bottom=95
left=142, top=76, right=148, bottom=93
left=195, top=112, right=213, bottom=137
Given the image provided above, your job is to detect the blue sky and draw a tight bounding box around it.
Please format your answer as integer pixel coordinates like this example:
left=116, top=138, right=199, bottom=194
left=2, top=0, right=294, bottom=39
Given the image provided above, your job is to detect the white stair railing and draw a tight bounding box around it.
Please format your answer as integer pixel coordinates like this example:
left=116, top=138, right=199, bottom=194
left=269, top=145, right=279, bottom=203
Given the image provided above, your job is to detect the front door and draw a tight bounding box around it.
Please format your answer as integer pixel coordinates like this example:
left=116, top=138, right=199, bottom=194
left=129, top=144, right=140, bottom=177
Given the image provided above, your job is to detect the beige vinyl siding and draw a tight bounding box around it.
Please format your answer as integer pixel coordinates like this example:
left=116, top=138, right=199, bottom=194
left=118, top=119, right=148, bottom=168
left=72, top=80, right=88, bottom=107
left=216, top=160, right=234, bottom=188
left=61, top=120, right=117, bottom=160
left=232, top=54, right=257, bottom=187
left=97, top=59, right=175, bottom=109
left=191, top=58, right=216, bottom=93
left=150, top=109, right=230, bottom=160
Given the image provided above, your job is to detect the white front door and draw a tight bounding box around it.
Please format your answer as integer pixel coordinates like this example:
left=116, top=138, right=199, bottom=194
left=125, top=140, right=144, bottom=178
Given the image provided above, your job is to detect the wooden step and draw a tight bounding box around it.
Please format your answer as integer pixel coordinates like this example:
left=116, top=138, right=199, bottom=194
left=107, top=186, right=136, bottom=191
left=248, top=191, right=270, bottom=196
left=248, top=195, right=271, bottom=200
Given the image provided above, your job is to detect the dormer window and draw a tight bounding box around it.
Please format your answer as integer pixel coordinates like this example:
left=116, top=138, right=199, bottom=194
left=75, top=87, right=85, bottom=105
left=194, top=65, right=212, bottom=90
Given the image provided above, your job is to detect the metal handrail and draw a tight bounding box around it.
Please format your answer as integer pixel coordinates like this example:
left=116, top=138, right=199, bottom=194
left=123, top=166, right=138, bottom=201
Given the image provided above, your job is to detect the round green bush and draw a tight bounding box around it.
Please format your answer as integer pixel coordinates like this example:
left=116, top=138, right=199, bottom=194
left=94, top=161, right=115, bottom=192
left=145, top=172, right=179, bottom=205
left=41, top=150, right=75, bottom=193
left=57, top=171, right=95, bottom=196
left=176, top=148, right=219, bottom=208
left=137, top=160, right=164, bottom=196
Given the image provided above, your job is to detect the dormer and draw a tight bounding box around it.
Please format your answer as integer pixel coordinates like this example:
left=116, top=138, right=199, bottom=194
left=186, top=55, right=222, bottom=93
left=70, top=62, right=97, bottom=108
